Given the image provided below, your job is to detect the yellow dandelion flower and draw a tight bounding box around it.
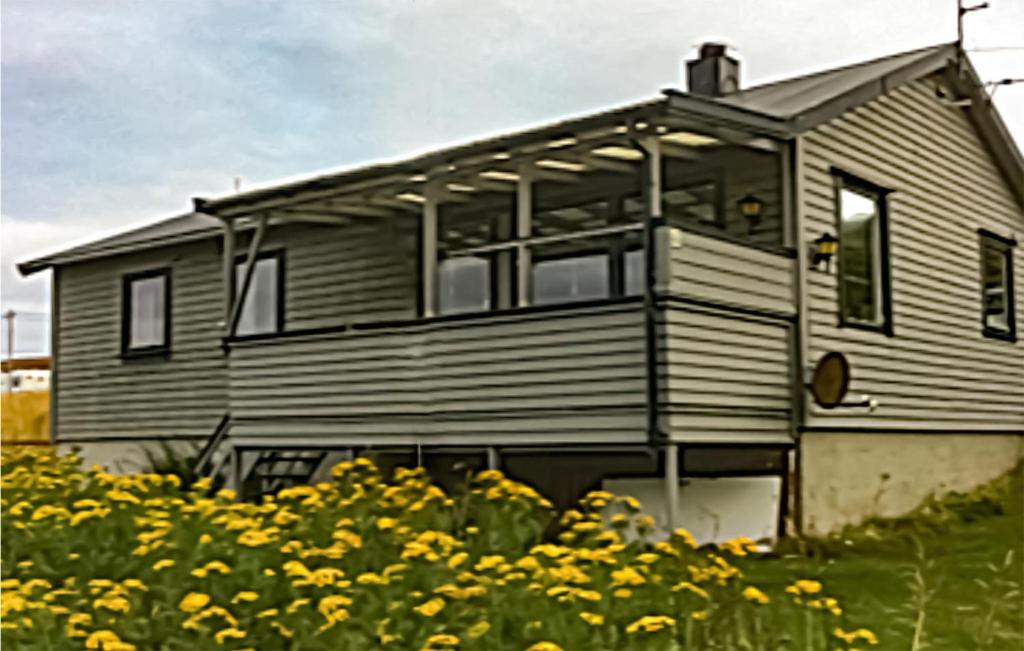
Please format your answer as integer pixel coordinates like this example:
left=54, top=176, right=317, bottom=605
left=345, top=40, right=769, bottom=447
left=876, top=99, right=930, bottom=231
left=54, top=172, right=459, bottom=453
left=179, top=592, right=210, bottom=613
left=413, top=597, right=445, bottom=617
left=580, top=611, right=604, bottom=626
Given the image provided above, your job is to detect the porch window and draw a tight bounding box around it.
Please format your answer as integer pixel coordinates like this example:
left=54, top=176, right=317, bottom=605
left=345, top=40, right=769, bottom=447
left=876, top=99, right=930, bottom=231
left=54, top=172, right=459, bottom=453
left=122, top=269, right=170, bottom=356
left=979, top=230, right=1016, bottom=341
left=235, top=252, right=283, bottom=336
left=436, top=200, right=510, bottom=315
left=834, top=171, right=892, bottom=334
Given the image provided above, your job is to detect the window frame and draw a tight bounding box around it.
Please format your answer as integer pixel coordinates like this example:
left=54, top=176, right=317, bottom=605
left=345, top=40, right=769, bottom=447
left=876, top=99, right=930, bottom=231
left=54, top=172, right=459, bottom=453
left=832, top=169, right=894, bottom=336
left=121, top=267, right=172, bottom=358
left=978, top=228, right=1017, bottom=343
left=233, top=249, right=286, bottom=337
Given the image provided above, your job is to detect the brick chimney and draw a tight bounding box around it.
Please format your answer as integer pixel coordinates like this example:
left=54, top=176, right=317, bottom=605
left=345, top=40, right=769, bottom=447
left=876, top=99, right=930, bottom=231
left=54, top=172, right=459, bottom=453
left=686, top=43, right=740, bottom=97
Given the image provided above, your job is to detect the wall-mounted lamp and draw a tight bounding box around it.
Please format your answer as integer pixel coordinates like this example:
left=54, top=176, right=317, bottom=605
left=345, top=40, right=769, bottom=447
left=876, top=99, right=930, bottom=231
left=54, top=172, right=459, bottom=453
left=811, top=232, right=838, bottom=272
left=737, top=194, right=764, bottom=233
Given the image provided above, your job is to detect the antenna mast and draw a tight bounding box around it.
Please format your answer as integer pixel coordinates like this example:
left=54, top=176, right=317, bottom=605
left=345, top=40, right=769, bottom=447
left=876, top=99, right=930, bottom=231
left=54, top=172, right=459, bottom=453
left=957, top=0, right=989, bottom=79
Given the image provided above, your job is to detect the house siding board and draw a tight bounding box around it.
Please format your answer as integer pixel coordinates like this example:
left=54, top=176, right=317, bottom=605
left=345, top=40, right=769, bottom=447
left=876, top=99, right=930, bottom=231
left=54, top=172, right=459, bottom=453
left=667, top=230, right=795, bottom=316
left=801, top=78, right=1024, bottom=430
left=55, top=238, right=227, bottom=441
left=261, top=220, right=417, bottom=329
left=228, top=303, right=648, bottom=442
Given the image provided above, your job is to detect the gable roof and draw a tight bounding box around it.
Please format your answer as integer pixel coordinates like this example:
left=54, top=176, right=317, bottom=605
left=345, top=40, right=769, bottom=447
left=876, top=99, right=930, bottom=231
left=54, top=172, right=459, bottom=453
left=19, top=43, right=1022, bottom=275
left=715, top=43, right=954, bottom=120
left=17, top=212, right=221, bottom=276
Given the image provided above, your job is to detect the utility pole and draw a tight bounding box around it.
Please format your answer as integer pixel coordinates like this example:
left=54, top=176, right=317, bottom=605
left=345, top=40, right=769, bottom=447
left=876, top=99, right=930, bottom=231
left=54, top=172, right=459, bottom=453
left=3, top=310, right=14, bottom=393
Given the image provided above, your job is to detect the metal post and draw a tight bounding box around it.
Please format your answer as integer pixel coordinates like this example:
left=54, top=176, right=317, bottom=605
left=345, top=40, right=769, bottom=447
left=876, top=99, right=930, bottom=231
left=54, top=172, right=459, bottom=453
left=3, top=310, right=14, bottom=393
left=229, top=447, right=242, bottom=495
left=486, top=447, right=500, bottom=471
left=516, top=168, right=533, bottom=307
left=664, top=443, right=679, bottom=532
left=422, top=197, right=439, bottom=317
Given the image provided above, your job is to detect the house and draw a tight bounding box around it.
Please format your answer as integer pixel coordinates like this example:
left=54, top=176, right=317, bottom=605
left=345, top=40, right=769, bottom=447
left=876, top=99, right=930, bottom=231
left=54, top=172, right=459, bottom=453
left=19, top=42, right=1023, bottom=537
left=0, top=356, right=51, bottom=393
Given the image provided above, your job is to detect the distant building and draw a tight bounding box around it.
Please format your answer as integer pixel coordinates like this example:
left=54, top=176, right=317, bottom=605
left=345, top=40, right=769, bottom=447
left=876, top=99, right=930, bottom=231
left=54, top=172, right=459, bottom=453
left=0, top=357, right=51, bottom=392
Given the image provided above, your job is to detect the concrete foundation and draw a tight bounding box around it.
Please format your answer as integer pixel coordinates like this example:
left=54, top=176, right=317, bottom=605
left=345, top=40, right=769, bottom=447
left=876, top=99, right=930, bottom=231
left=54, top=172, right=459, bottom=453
left=800, top=432, right=1023, bottom=535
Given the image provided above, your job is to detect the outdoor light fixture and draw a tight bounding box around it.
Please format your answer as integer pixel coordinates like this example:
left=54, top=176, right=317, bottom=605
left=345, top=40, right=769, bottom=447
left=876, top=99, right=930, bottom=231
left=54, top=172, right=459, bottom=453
left=812, top=232, right=839, bottom=272
left=737, top=194, right=764, bottom=233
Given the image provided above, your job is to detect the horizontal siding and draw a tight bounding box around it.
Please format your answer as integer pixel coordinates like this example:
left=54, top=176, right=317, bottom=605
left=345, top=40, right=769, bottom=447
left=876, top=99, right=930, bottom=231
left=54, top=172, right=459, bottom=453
left=56, top=239, right=227, bottom=440
left=262, top=220, right=417, bottom=329
left=658, top=305, right=793, bottom=441
left=665, top=229, right=796, bottom=316
left=229, top=303, right=648, bottom=443
left=801, top=77, right=1024, bottom=430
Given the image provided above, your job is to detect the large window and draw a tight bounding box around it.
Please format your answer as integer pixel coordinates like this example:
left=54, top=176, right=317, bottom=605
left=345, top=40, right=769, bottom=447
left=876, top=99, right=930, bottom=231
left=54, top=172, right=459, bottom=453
left=122, top=269, right=170, bottom=356
left=531, top=174, right=642, bottom=305
left=835, top=172, right=892, bottom=334
left=979, top=230, right=1016, bottom=341
left=235, top=252, right=283, bottom=336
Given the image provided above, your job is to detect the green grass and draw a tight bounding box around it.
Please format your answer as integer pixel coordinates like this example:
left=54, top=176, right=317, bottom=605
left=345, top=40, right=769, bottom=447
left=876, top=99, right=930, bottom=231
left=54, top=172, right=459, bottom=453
left=740, top=466, right=1024, bottom=650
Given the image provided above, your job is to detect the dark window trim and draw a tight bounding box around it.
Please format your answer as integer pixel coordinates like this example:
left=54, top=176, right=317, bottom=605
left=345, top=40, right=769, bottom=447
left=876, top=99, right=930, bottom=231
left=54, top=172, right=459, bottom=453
left=234, top=249, right=286, bottom=334
left=832, top=169, right=894, bottom=337
left=121, top=267, right=171, bottom=359
left=978, top=230, right=1017, bottom=343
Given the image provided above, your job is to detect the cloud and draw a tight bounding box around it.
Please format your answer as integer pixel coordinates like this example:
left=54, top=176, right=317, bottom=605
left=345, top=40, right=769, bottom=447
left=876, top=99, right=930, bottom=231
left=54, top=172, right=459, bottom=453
left=1, top=0, right=1022, bottom=354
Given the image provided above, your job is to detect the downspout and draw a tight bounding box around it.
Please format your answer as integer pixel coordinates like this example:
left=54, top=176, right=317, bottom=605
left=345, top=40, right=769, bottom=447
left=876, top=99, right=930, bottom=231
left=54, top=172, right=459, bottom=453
left=790, top=136, right=810, bottom=536
left=628, top=125, right=675, bottom=530
left=627, top=125, right=664, bottom=447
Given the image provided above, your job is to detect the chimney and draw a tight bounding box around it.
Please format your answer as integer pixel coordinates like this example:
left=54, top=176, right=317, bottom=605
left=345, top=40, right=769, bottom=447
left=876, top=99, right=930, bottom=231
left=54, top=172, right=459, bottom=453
left=686, top=42, right=740, bottom=97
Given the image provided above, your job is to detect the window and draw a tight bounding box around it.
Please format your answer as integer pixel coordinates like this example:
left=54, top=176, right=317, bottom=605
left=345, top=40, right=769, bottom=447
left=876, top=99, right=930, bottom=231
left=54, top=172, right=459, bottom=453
left=834, top=172, right=892, bottom=334
left=439, top=256, right=490, bottom=314
left=122, top=269, right=170, bottom=356
left=436, top=200, right=510, bottom=315
left=979, top=230, right=1016, bottom=341
left=235, top=252, right=283, bottom=336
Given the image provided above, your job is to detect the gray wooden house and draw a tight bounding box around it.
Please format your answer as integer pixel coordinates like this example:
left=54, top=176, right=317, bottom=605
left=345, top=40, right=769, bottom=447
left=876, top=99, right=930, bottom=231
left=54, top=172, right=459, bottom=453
left=20, top=43, right=1023, bottom=536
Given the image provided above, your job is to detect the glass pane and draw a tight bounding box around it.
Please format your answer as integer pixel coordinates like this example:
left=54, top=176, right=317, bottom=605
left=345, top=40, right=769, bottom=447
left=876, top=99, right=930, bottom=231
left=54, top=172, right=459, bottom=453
left=532, top=253, right=609, bottom=305
left=236, top=257, right=279, bottom=335
left=624, top=249, right=645, bottom=296
left=981, top=242, right=1009, bottom=331
left=663, top=183, right=719, bottom=226
left=439, top=256, right=490, bottom=315
left=129, top=275, right=166, bottom=348
left=839, top=187, right=880, bottom=323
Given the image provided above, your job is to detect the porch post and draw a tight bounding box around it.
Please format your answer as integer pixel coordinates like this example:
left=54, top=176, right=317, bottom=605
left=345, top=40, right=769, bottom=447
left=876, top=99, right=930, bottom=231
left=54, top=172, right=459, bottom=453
left=221, top=218, right=236, bottom=328
left=229, top=213, right=268, bottom=336
left=664, top=443, right=679, bottom=532
left=421, top=196, right=439, bottom=317
left=516, top=167, right=532, bottom=307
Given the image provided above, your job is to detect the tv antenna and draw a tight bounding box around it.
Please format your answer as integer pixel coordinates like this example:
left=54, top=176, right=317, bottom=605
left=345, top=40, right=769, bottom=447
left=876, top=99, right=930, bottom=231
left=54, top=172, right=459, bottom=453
left=957, top=0, right=989, bottom=78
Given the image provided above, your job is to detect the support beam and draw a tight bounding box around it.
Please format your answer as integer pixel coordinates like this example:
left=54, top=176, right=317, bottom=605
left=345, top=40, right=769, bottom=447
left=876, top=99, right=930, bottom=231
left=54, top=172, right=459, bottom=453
left=664, top=443, right=679, bottom=532
left=421, top=196, right=439, bottom=317
left=221, top=218, right=236, bottom=328
left=229, top=214, right=268, bottom=336
left=516, top=168, right=533, bottom=307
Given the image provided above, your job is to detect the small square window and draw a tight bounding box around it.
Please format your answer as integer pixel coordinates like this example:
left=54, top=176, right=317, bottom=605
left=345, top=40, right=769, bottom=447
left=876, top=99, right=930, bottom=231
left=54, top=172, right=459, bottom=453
left=979, top=231, right=1016, bottom=342
left=235, top=252, right=283, bottom=336
left=122, top=269, right=170, bottom=356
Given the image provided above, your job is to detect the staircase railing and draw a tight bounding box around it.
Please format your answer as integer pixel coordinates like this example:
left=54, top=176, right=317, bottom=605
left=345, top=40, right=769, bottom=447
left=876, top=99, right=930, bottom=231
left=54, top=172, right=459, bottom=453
left=192, top=412, right=230, bottom=479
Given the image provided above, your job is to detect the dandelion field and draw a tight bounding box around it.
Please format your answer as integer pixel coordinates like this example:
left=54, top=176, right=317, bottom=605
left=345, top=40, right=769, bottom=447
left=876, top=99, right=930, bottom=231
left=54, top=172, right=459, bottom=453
left=0, top=447, right=880, bottom=651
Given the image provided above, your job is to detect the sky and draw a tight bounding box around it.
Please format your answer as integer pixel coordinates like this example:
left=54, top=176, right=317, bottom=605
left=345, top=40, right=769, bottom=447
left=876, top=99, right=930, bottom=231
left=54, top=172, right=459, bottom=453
left=2, top=0, right=1022, bottom=356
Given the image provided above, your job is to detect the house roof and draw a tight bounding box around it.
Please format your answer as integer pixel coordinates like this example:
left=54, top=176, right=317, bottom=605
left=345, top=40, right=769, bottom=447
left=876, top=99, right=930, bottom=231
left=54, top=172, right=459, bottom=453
left=17, top=212, right=222, bottom=275
left=19, top=42, right=1022, bottom=275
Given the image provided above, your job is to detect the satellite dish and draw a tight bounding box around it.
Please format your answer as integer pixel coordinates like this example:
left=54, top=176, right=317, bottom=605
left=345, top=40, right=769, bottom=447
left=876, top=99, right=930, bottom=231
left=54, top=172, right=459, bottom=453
left=809, top=352, right=850, bottom=409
